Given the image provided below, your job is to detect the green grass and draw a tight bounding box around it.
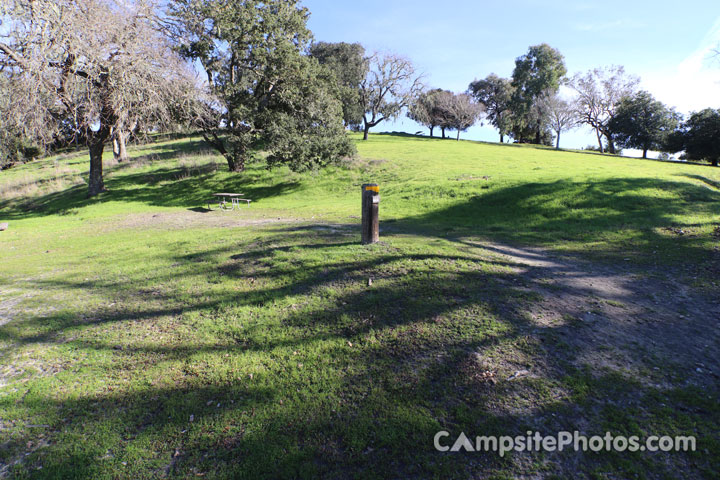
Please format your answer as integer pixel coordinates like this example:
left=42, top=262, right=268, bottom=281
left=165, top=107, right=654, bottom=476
left=0, top=133, right=718, bottom=478
left=4, top=133, right=719, bottom=267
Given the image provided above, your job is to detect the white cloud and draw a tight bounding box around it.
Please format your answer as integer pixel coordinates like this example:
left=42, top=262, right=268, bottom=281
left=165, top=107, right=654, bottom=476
left=642, top=17, right=720, bottom=114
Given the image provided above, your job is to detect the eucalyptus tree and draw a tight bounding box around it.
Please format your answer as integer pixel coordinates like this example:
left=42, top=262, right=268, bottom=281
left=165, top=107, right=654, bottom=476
left=358, top=53, right=423, bottom=140
left=169, top=0, right=354, bottom=172
left=510, top=44, right=567, bottom=144
left=0, top=0, right=197, bottom=196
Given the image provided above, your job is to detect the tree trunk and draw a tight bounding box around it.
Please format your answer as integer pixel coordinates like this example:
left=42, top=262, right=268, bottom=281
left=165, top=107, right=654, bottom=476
left=642, top=148, right=648, bottom=159
left=363, top=124, right=370, bottom=141
left=88, top=140, right=106, bottom=197
left=429, top=126, right=434, bottom=138
left=229, top=159, right=245, bottom=172
left=441, top=127, right=446, bottom=139
left=595, top=129, right=604, bottom=153
left=128, top=120, right=139, bottom=141
left=225, top=153, right=245, bottom=172
left=535, top=121, right=541, bottom=145
left=499, top=134, right=504, bottom=143
left=115, top=129, right=129, bottom=162
left=456, top=130, right=460, bottom=141
left=556, top=130, right=561, bottom=149
left=712, top=158, right=718, bottom=167
left=113, top=129, right=129, bottom=162
left=604, top=132, right=616, bottom=154
left=87, top=102, right=115, bottom=198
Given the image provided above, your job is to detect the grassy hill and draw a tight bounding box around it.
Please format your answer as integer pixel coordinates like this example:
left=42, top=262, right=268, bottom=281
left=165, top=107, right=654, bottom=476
left=1, top=134, right=718, bottom=479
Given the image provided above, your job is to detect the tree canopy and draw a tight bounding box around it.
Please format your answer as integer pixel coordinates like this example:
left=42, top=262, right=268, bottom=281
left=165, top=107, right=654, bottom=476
left=358, top=53, right=423, bottom=140
left=0, top=0, right=197, bottom=196
left=169, top=0, right=354, bottom=172
left=608, top=91, right=679, bottom=159
left=309, top=42, right=367, bottom=130
left=468, top=74, right=514, bottom=143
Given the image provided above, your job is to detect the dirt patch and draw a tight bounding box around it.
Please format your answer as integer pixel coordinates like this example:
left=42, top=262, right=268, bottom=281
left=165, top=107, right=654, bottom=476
left=99, top=210, right=309, bottom=232
left=481, top=242, right=720, bottom=388
left=0, top=290, right=33, bottom=328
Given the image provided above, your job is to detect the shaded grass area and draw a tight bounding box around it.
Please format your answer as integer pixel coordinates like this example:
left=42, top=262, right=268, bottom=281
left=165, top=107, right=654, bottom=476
left=404, top=176, right=719, bottom=271
left=1, top=134, right=719, bottom=270
left=1, top=134, right=719, bottom=478
left=1, top=226, right=717, bottom=478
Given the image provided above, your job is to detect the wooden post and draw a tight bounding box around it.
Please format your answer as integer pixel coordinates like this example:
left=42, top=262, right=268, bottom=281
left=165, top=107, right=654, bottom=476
left=361, top=183, right=379, bottom=244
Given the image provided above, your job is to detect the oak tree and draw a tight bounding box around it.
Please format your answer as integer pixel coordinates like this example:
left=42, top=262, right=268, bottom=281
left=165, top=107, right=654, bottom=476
left=434, top=92, right=484, bottom=141
left=468, top=74, right=514, bottom=143
left=407, top=88, right=448, bottom=138
left=570, top=65, right=639, bottom=154
left=169, top=0, right=354, bottom=172
left=0, top=0, right=197, bottom=196
left=667, top=109, right=720, bottom=167
left=608, top=91, right=679, bottom=159
left=309, top=42, right=367, bottom=129
left=358, top=53, right=423, bottom=140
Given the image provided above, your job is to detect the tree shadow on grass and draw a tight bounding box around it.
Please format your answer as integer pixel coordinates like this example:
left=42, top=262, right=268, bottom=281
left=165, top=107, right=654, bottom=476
left=0, top=228, right=524, bottom=476
left=0, top=136, right=304, bottom=219
left=0, top=164, right=302, bottom=220
left=3, top=139, right=720, bottom=476
left=393, top=177, right=720, bottom=271
left=677, top=173, right=720, bottom=192
left=100, top=166, right=301, bottom=209
left=1, top=226, right=718, bottom=478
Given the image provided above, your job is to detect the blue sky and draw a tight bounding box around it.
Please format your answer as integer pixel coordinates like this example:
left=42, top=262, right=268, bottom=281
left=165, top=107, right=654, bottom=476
left=302, top=0, right=720, bottom=153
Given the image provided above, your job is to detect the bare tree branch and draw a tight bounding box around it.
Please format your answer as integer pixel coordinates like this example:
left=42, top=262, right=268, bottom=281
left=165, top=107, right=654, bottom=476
left=569, top=65, right=639, bottom=154
left=0, top=0, right=201, bottom=195
left=359, top=52, right=424, bottom=139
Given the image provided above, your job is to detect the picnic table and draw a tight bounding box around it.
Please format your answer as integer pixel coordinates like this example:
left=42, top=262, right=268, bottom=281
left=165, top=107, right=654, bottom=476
left=209, top=193, right=251, bottom=211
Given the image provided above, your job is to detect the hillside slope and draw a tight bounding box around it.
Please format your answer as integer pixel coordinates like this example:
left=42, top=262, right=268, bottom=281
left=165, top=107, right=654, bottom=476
left=3, top=133, right=719, bottom=274
left=0, top=134, right=718, bottom=479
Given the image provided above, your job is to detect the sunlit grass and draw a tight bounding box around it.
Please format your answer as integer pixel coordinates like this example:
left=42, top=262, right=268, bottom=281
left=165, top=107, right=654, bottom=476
left=0, top=133, right=718, bottom=478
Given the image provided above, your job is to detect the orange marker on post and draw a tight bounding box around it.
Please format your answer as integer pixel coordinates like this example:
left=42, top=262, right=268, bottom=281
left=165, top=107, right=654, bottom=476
left=361, top=184, right=380, bottom=244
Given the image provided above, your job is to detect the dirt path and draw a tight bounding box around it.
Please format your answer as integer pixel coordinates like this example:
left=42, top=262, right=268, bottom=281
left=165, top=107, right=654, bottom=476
left=482, top=242, right=720, bottom=388
left=80, top=209, right=720, bottom=385
left=110, top=209, right=308, bottom=230
left=0, top=290, right=29, bottom=328
left=71, top=209, right=317, bottom=237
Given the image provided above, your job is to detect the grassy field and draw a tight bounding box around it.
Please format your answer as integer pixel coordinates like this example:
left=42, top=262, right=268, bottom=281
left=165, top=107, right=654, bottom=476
left=0, top=134, right=718, bottom=479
